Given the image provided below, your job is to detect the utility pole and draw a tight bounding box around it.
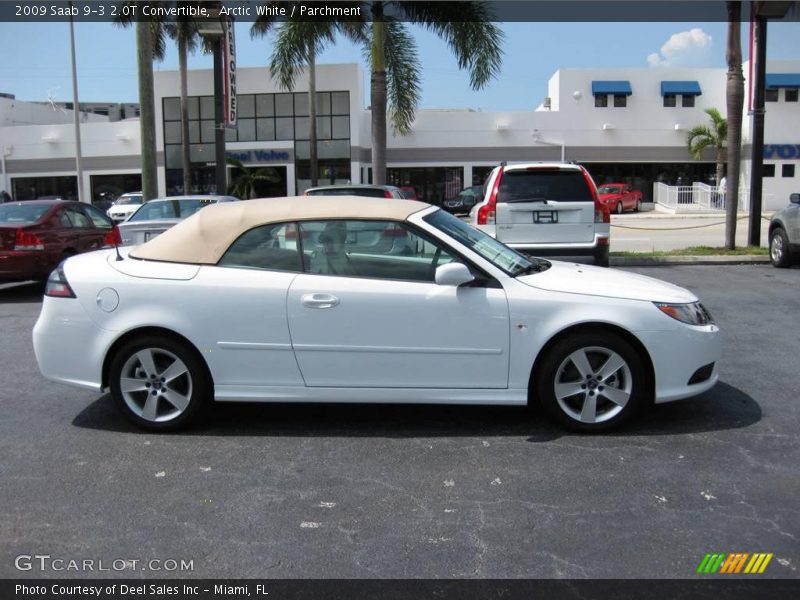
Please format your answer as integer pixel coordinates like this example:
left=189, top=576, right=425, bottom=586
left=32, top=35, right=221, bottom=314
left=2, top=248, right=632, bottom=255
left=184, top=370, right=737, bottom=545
left=68, top=7, right=85, bottom=203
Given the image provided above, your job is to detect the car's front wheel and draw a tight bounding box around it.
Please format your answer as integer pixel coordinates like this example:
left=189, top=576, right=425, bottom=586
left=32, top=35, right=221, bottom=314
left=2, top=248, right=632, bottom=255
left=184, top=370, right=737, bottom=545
left=109, top=335, right=211, bottom=431
left=770, top=227, right=792, bottom=268
left=535, top=331, right=647, bottom=432
left=616, top=201, right=624, bottom=215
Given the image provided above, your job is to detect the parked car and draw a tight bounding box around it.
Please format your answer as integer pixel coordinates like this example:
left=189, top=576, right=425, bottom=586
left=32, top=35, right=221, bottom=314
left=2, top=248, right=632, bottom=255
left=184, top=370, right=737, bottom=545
left=470, top=162, right=611, bottom=267
left=0, top=200, right=120, bottom=282
left=398, top=186, right=419, bottom=200
left=118, top=195, right=238, bottom=246
left=106, top=192, right=144, bottom=223
left=304, top=184, right=404, bottom=199
left=443, top=186, right=483, bottom=215
left=769, top=192, right=800, bottom=267
left=33, top=196, right=720, bottom=433
left=597, top=183, right=643, bottom=214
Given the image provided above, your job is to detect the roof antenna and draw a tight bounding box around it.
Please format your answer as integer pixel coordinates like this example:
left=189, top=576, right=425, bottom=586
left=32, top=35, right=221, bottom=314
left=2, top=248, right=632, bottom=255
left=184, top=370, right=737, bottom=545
left=114, top=240, right=123, bottom=261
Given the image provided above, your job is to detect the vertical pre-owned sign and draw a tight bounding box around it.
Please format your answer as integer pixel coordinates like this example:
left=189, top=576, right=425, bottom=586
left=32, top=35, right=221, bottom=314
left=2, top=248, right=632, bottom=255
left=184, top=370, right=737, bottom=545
left=222, top=17, right=237, bottom=127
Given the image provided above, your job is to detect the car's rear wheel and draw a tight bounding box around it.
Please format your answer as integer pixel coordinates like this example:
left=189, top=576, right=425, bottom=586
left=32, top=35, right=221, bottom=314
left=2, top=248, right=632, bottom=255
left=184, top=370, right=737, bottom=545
left=535, top=331, right=646, bottom=432
left=770, top=227, right=792, bottom=268
left=616, top=201, right=624, bottom=215
left=593, top=246, right=609, bottom=268
left=635, top=199, right=642, bottom=212
left=109, top=335, right=211, bottom=431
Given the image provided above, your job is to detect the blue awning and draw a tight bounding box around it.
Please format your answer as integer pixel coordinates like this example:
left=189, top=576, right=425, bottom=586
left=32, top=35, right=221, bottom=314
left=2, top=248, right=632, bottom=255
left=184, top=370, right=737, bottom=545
left=765, top=73, right=800, bottom=89
left=591, top=80, right=632, bottom=96
left=661, top=81, right=702, bottom=96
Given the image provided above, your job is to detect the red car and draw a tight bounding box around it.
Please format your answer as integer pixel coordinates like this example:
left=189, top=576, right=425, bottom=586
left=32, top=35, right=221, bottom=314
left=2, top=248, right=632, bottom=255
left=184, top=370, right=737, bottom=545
left=597, top=183, right=643, bottom=214
left=0, top=200, right=121, bottom=282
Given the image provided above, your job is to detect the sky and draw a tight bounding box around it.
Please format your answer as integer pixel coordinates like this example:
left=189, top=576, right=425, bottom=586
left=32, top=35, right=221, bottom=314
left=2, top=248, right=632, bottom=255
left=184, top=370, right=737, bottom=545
left=1, top=19, right=799, bottom=111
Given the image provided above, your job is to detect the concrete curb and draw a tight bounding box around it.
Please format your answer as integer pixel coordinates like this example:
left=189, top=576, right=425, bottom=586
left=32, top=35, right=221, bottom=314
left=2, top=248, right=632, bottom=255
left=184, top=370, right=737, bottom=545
left=610, top=255, right=771, bottom=266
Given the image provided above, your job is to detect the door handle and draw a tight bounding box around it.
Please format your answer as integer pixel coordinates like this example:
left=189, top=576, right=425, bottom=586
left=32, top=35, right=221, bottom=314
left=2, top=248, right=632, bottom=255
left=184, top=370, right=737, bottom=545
left=301, top=293, right=340, bottom=309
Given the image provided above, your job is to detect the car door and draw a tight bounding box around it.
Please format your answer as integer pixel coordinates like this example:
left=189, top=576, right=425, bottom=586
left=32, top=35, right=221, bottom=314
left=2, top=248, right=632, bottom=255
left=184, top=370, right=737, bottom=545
left=494, top=167, right=596, bottom=244
left=63, top=205, right=101, bottom=252
left=286, top=219, right=510, bottom=389
left=82, top=204, right=115, bottom=247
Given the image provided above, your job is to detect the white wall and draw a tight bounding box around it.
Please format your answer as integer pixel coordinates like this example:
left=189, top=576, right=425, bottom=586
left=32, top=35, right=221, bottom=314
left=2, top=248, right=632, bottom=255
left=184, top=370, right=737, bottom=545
left=0, top=97, right=108, bottom=127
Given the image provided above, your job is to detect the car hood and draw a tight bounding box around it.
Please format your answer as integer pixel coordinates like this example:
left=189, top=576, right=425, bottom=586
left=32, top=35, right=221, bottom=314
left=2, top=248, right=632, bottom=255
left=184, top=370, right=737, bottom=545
left=109, top=205, right=139, bottom=213
left=517, top=260, right=697, bottom=303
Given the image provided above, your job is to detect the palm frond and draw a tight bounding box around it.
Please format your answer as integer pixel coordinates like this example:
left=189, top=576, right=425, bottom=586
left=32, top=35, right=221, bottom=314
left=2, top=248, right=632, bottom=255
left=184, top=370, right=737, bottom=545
left=382, top=20, right=421, bottom=135
left=396, top=1, right=504, bottom=90
left=269, top=21, right=337, bottom=91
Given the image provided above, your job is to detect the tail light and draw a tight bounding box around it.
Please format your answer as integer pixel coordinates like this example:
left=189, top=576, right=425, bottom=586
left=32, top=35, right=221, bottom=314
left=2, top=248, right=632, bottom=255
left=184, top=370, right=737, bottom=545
left=580, top=166, right=609, bottom=224
left=384, top=190, right=395, bottom=199
left=44, top=265, right=76, bottom=298
left=14, top=228, right=45, bottom=251
left=103, top=225, right=122, bottom=247
left=477, top=169, right=503, bottom=225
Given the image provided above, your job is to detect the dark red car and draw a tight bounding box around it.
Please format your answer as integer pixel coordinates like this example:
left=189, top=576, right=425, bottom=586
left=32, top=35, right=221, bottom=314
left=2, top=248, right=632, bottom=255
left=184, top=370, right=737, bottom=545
left=0, top=200, right=121, bottom=282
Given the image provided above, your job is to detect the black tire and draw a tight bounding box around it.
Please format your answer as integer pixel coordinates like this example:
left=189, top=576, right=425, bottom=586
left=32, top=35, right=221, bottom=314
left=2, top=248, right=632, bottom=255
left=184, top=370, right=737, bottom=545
left=534, top=331, right=647, bottom=432
left=109, top=335, right=211, bottom=431
left=635, top=199, right=642, bottom=212
left=615, top=201, right=624, bottom=215
left=593, top=246, right=609, bottom=268
left=769, top=227, right=792, bottom=268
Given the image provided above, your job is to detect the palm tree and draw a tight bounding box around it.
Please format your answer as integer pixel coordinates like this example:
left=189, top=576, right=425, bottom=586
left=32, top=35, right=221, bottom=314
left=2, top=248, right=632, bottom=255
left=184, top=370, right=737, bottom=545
left=225, top=157, right=280, bottom=199
left=365, top=2, right=504, bottom=184
left=724, top=0, right=745, bottom=250
left=687, top=108, right=727, bottom=188
left=115, top=2, right=206, bottom=196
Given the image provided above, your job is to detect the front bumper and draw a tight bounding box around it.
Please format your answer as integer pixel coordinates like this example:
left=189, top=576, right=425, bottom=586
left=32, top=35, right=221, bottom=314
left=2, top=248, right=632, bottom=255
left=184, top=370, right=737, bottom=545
left=636, top=324, right=722, bottom=403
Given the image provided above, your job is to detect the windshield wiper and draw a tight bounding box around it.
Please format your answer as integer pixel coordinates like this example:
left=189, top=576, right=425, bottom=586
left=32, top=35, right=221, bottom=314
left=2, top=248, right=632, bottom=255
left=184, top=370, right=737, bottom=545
left=505, top=196, right=549, bottom=204
left=513, top=259, right=551, bottom=276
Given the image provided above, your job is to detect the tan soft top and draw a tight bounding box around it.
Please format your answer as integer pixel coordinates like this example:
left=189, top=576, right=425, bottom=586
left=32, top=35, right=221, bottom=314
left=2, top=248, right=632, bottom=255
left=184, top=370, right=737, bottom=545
left=129, top=195, right=430, bottom=264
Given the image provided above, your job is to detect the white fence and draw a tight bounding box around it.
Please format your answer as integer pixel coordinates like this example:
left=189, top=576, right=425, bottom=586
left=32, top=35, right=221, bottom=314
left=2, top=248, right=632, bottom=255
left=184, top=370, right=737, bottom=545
left=652, top=182, right=764, bottom=213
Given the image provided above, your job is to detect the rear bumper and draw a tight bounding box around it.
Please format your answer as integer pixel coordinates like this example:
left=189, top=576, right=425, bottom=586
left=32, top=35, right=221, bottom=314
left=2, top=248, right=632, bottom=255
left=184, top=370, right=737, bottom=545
left=0, top=250, right=57, bottom=280
left=505, top=234, right=610, bottom=256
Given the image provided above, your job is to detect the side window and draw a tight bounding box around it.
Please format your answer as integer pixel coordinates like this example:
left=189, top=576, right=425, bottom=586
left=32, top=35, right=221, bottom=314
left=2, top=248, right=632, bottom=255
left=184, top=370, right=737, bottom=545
left=65, top=206, right=92, bottom=228
left=218, top=222, right=302, bottom=272
left=299, top=220, right=457, bottom=283
left=57, top=210, right=73, bottom=228
left=83, top=205, right=113, bottom=229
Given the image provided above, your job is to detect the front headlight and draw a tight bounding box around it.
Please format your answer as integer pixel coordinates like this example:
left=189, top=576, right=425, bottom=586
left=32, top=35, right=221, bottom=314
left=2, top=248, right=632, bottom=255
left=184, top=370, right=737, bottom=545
left=654, top=301, right=714, bottom=325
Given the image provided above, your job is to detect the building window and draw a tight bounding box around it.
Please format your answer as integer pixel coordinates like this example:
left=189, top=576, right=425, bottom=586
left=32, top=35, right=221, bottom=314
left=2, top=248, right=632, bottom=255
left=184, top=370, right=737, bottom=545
left=782, top=164, right=795, bottom=178
left=763, top=164, right=775, bottom=177
left=663, top=94, right=676, bottom=107
left=681, top=95, right=695, bottom=108
left=766, top=89, right=779, bottom=102
left=786, top=89, right=799, bottom=102
left=594, top=94, right=608, bottom=108
left=613, top=94, right=627, bottom=108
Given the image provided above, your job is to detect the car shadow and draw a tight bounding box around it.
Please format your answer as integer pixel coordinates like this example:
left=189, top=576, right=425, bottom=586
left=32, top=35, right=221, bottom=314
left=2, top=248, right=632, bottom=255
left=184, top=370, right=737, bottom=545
left=0, top=281, right=44, bottom=304
left=72, top=381, right=759, bottom=441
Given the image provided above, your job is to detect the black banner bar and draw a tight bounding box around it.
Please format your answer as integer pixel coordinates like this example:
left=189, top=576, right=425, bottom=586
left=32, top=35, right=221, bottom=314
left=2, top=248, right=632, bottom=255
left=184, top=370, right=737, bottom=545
left=2, top=1, right=799, bottom=23
left=3, top=579, right=800, bottom=600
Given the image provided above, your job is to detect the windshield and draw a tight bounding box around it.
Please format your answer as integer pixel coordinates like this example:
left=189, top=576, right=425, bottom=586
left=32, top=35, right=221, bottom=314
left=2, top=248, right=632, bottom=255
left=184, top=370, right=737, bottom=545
left=0, top=203, right=50, bottom=223
left=115, top=195, right=143, bottom=206
left=424, top=209, right=539, bottom=276
left=597, top=186, right=622, bottom=194
left=127, top=198, right=214, bottom=222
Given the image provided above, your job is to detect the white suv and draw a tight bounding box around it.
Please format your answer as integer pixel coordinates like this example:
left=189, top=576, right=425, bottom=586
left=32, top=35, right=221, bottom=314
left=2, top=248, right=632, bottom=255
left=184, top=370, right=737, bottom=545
left=469, top=163, right=611, bottom=266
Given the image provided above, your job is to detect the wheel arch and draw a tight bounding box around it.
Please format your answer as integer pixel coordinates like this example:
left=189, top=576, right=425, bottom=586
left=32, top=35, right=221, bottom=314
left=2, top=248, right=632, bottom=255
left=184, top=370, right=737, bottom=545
left=768, top=220, right=784, bottom=237
left=528, top=322, right=656, bottom=405
left=101, top=326, right=214, bottom=391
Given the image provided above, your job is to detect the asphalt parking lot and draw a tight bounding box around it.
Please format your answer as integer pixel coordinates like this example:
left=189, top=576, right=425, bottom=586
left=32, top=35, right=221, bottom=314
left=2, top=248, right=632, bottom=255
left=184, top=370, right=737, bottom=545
left=0, top=264, right=798, bottom=579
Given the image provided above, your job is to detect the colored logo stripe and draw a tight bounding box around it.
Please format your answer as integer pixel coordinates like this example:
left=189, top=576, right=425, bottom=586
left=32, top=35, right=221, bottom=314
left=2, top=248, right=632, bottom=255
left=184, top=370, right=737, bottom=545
left=697, top=553, right=773, bottom=574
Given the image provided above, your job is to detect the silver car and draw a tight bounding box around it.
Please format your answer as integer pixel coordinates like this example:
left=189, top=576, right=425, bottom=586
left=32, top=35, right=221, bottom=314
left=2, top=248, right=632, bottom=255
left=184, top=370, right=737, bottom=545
left=119, top=195, right=239, bottom=246
left=769, top=193, right=800, bottom=268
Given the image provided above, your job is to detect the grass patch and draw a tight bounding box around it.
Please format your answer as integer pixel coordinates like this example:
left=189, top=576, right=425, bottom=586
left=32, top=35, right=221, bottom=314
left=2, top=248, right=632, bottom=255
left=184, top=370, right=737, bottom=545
left=611, top=246, right=769, bottom=257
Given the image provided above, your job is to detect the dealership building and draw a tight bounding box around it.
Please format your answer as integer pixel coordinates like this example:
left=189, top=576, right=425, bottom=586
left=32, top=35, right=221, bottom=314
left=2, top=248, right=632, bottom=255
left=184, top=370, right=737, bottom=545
left=1, top=60, right=798, bottom=210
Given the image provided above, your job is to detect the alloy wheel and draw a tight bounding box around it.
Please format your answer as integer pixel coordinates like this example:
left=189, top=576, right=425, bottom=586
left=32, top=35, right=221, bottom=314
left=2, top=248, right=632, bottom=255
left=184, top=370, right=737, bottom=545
left=553, top=346, right=632, bottom=424
left=616, top=202, right=623, bottom=214
left=770, top=233, right=784, bottom=264
left=119, top=348, right=193, bottom=423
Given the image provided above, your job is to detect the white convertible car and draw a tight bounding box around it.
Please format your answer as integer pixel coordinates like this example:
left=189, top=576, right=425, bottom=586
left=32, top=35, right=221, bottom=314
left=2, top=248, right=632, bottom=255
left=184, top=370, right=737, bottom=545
left=33, top=196, right=720, bottom=432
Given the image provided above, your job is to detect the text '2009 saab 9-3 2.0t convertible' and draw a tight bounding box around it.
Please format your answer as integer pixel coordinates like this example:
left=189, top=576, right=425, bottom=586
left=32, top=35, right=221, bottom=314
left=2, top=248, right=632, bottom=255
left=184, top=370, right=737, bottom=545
left=33, top=196, right=720, bottom=432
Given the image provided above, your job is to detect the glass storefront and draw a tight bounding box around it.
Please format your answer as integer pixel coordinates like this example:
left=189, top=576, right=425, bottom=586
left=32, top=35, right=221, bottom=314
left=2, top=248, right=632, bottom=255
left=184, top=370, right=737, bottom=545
left=11, top=176, right=77, bottom=202
left=386, top=167, right=463, bottom=206
left=90, top=173, right=142, bottom=210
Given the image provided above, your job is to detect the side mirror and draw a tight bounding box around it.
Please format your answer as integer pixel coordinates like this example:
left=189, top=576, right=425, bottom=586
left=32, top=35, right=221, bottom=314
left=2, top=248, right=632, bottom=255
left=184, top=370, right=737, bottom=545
left=435, top=262, right=475, bottom=286
left=790, top=193, right=800, bottom=205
